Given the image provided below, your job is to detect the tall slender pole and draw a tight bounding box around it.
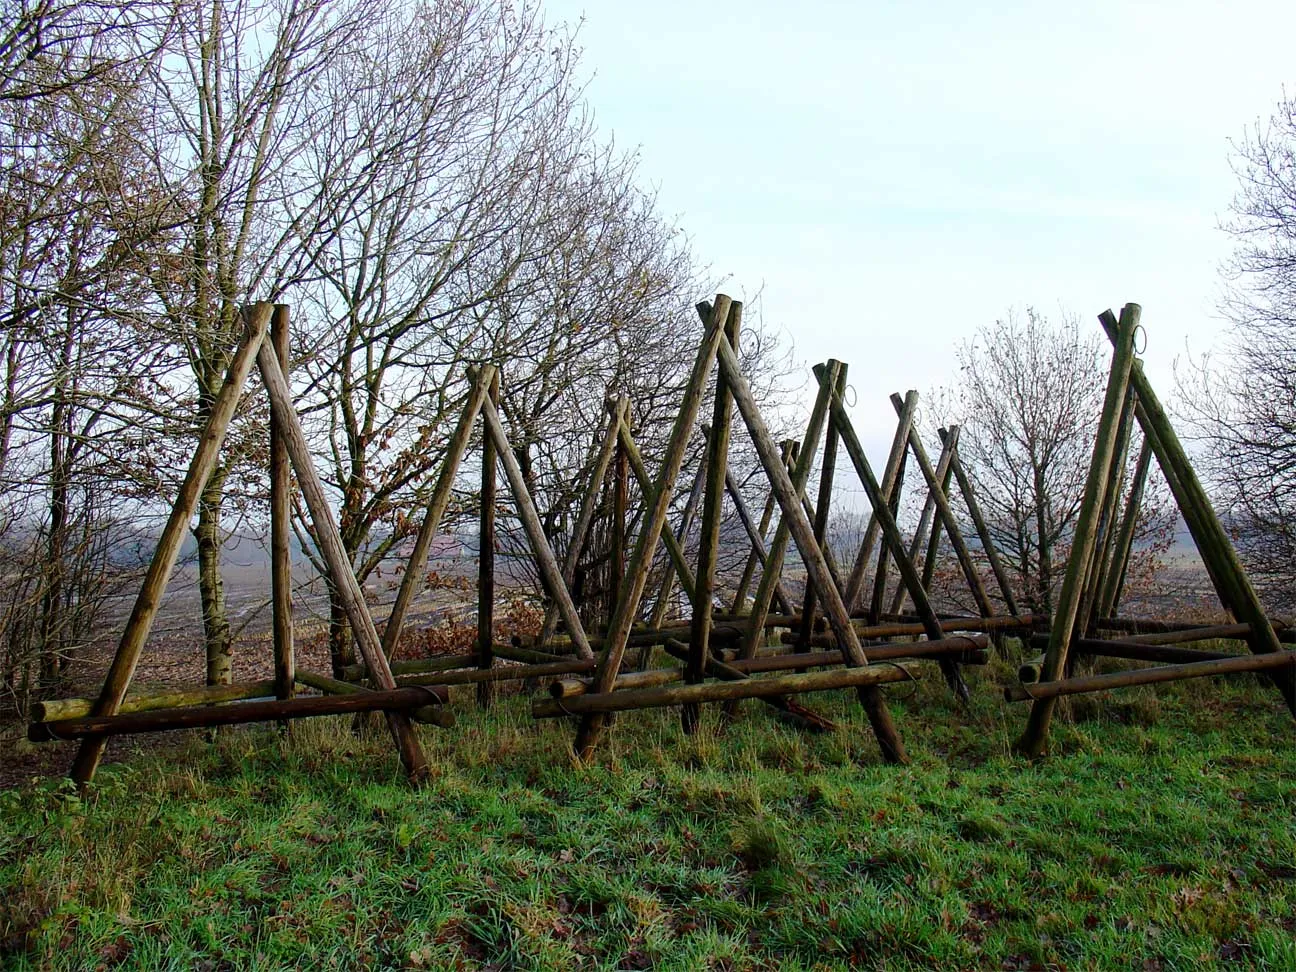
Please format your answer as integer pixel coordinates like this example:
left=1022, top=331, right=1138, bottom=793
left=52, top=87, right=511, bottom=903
left=797, top=365, right=846, bottom=651
left=941, top=427, right=1021, bottom=617
left=684, top=306, right=740, bottom=733
left=477, top=370, right=499, bottom=707
left=1018, top=303, right=1139, bottom=756
left=270, top=305, right=294, bottom=708
left=731, top=439, right=794, bottom=612
left=71, top=306, right=272, bottom=789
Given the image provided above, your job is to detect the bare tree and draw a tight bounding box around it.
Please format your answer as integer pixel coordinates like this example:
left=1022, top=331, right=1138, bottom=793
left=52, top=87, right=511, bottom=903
left=1182, top=92, right=1296, bottom=609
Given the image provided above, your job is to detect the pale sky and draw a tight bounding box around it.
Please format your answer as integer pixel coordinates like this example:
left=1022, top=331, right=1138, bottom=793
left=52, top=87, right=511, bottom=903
left=542, top=0, right=1296, bottom=454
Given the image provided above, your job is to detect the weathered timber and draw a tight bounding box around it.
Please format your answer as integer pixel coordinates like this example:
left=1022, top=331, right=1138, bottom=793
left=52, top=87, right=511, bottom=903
left=341, top=652, right=478, bottom=682
left=890, top=425, right=959, bottom=616
left=1005, top=650, right=1296, bottom=702
left=798, top=364, right=847, bottom=653
left=893, top=395, right=995, bottom=622
left=295, top=670, right=452, bottom=726
left=685, top=306, right=741, bottom=733
left=1018, top=303, right=1139, bottom=756
left=34, top=687, right=452, bottom=742
left=270, top=305, right=294, bottom=704
left=724, top=465, right=793, bottom=614
left=1097, top=437, right=1153, bottom=620
left=382, top=366, right=495, bottom=660
left=821, top=368, right=968, bottom=700
left=1098, top=307, right=1296, bottom=717
left=478, top=369, right=500, bottom=707
left=574, top=299, right=729, bottom=758
left=34, top=680, right=277, bottom=723
left=611, top=405, right=629, bottom=622
left=70, top=305, right=272, bottom=789
left=940, top=426, right=1021, bottom=616
left=718, top=344, right=908, bottom=762
left=844, top=391, right=918, bottom=611
left=549, top=668, right=686, bottom=699
left=1080, top=385, right=1139, bottom=636
left=258, top=337, right=429, bottom=780
left=617, top=421, right=698, bottom=609
left=868, top=436, right=907, bottom=624
left=480, top=391, right=595, bottom=661
left=533, top=663, right=916, bottom=718
left=650, top=450, right=706, bottom=630
left=539, top=396, right=627, bottom=646
left=732, top=439, right=795, bottom=612
left=735, top=363, right=839, bottom=665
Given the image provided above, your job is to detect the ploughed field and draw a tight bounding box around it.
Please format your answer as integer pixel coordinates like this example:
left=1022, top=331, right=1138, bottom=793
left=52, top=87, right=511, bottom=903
left=1, top=650, right=1293, bottom=971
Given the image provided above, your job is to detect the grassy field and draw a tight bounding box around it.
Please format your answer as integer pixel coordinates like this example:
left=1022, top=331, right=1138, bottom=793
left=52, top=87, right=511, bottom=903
left=1, top=655, right=1293, bottom=970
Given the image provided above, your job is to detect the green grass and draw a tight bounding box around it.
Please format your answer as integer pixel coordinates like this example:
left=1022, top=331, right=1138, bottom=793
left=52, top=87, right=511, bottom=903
left=1, top=656, right=1294, bottom=970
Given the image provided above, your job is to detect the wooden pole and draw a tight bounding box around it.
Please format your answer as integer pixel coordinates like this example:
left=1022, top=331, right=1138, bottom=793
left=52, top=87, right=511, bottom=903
left=382, top=366, right=495, bottom=660
left=732, top=439, right=794, bottom=612
left=723, top=466, right=793, bottom=614
left=270, top=305, right=294, bottom=707
left=647, top=447, right=706, bottom=632
left=735, top=365, right=840, bottom=666
left=478, top=393, right=596, bottom=661
left=477, top=370, right=499, bottom=707
left=820, top=370, right=968, bottom=699
left=538, top=396, right=626, bottom=646
left=257, top=340, right=429, bottom=781
left=892, top=397, right=995, bottom=623
left=717, top=344, right=908, bottom=763
left=573, top=298, right=729, bottom=759
left=535, top=662, right=915, bottom=718
left=684, top=305, right=740, bottom=733
left=844, top=392, right=918, bottom=612
left=867, top=444, right=906, bottom=624
left=941, top=427, right=1021, bottom=616
left=1097, top=436, right=1152, bottom=620
left=1005, top=650, right=1296, bottom=702
left=618, top=422, right=698, bottom=609
left=69, top=304, right=271, bottom=789
left=1017, top=304, right=1139, bottom=756
left=1079, top=385, right=1138, bottom=636
left=35, top=680, right=277, bottom=723
left=37, top=686, right=452, bottom=742
left=797, top=365, right=846, bottom=653
left=890, top=425, right=959, bottom=616
left=610, top=417, right=629, bottom=624
left=1097, top=308, right=1296, bottom=716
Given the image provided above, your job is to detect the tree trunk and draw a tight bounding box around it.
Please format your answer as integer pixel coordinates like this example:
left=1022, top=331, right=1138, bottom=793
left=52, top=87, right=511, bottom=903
left=197, top=465, right=232, bottom=686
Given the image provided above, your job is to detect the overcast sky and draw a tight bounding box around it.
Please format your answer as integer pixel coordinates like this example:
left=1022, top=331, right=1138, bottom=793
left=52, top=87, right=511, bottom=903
left=541, top=0, right=1296, bottom=452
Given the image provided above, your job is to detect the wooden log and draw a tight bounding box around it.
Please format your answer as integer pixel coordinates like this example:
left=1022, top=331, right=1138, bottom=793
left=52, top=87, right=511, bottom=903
left=724, top=465, right=793, bottom=615
left=892, top=397, right=995, bottom=622
left=618, top=421, right=698, bottom=610
left=574, top=298, right=728, bottom=759
left=401, top=657, right=596, bottom=688
left=797, top=364, right=847, bottom=654
left=478, top=370, right=499, bottom=707
left=1097, top=437, right=1153, bottom=620
left=1018, top=304, right=1138, bottom=756
left=534, top=663, right=916, bottom=718
left=1098, top=307, right=1296, bottom=717
left=1051, top=621, right=1291, bottom=647
left=549, top=668, right=685, bottom=699
left=718, top=345, right=908, bottom=763
left=492, top=642, right=569, bottom=664
left=1080, top=385, right=1139, bottom=635
left=480, top=392, right=596, bottom=661
left=1025, top=637, right=1234, bottom=668
left=538, top=397, right=627, bottom=646
left=296, top=670, right=452, bottom=726
left=1005, top=650, right=1296, bottom=702
left=34, top=680, right=277, bottom=723
left=611, top=413, right=629, bottom=623
left=735, top=364, right=839, bottom=666
left=732, top=439, right=794, bottom=612
left=649, top=446, right=706, bottom=630
left=845, top=392, right=918, bottom=611
left=257, top=334, right=429, bottom=781
left=821, top=370, right=967, bottom=700
left=941, top=427, right=1021, bottom=616
left=69, top=305, right=272, bottom=789
left=341, top=652, right=478, bottom=681
left=890, top=425, right=958, bottom=616
left=382, top=366, right=495, bottom=660
left=270, top=304, right=294, bottom=705
left=34, top=686, right=452, bottom=742
left=867, top=440, right=906, bottom=624
left=685, top=306, right=741, bottom=733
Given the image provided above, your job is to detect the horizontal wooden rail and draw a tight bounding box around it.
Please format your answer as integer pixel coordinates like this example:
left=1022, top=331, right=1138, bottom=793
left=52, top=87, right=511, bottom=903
left=1005, top=650, right=1296, bottom=702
